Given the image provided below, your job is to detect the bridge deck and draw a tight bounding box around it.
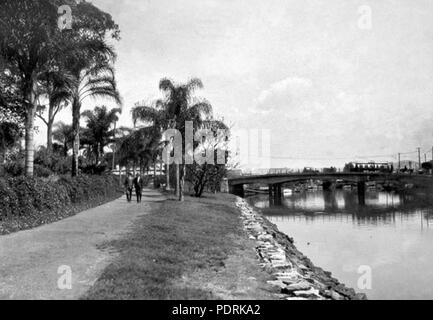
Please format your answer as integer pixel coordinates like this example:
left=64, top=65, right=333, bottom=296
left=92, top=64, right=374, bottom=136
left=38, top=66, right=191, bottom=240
left=228, top=172, right=425, bottom=186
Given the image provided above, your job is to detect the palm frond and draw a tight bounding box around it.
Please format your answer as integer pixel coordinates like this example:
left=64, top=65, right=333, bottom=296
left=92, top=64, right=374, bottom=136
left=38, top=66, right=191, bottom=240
left=186, top=78, right=204, bottom=93
left=159, top=78, right=175, bottom=93
left=80, top=87, right=122, bottom=105
left=131, top=105, right=160, bottom=126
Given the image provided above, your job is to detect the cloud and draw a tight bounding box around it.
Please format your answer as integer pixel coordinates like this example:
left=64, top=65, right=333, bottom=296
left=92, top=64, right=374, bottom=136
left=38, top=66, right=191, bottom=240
left=256, top=77, right=313, bottom=105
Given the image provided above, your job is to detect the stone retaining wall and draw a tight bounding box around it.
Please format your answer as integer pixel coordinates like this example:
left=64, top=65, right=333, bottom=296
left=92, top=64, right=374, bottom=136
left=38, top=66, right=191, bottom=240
left=235, top=197, right=367, bottom=300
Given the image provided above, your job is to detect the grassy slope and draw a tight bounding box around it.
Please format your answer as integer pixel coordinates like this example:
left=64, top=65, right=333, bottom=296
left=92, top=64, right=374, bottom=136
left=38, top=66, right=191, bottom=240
left=84, top=192, right=275, bottom=300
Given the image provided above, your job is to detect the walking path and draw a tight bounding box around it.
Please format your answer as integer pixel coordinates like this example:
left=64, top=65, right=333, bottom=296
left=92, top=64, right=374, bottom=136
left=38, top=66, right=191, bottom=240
left=0, top=188, right=164, bottom=300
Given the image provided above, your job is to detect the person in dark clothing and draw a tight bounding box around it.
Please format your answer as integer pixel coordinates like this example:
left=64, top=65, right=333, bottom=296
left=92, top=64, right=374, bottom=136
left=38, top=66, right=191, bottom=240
left=124, top=172, right=134, bottom=202
left=133, top=173, right=143, bottom=203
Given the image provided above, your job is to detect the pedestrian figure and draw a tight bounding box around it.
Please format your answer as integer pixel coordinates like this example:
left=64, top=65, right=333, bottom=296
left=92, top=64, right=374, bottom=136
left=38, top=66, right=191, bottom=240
left=124, top=172, right=134, bottom=202
left=133, top=173, right=143, bottom=203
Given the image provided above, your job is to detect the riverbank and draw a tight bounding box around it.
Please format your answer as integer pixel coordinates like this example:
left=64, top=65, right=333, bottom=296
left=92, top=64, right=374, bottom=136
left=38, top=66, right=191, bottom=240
left=84, top=192, right=277, bottom=299
left=236, top=198, right=367, bottom=300
left=85, top=190, right=365, bottom=300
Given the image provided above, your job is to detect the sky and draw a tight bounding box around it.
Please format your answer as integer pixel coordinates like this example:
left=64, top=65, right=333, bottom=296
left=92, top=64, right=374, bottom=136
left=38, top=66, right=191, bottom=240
left=34, top=0, right=433, bottom=169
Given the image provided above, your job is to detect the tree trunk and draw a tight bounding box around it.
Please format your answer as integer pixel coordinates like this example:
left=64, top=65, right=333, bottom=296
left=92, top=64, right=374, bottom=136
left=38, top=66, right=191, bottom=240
left=24, top=80, right=37, bottom=177
left=119, top=165, right=122, bottom=186
left=71, top=98, right=80, bottom=177
left=179, top=164, right=185, bottom=201
left=95, top=145, right=100, bottom=165
left=166, top=163, right=170, bottom=190
left=153, top=161, right=157, bottom=188
left=63, top=140, right=68, bottom=157
left=159, top=158, right=162, bottom=177
left=46, top=119, right=53, bottom=154
left=46, top=103, right=54, bottom=153
left=176, top=163, right=180, bottom=197
left=24, top=109, right=36, bottom=177
left=99, top=143, right=104, bottom=164
left=198, top=181, right=206, bottom=198
left=0, top=151, right=4, bottom=177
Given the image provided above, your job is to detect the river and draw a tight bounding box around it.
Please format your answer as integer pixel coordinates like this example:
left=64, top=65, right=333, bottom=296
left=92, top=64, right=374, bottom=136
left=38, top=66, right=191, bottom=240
left=247, top=188, right=433, bottom=300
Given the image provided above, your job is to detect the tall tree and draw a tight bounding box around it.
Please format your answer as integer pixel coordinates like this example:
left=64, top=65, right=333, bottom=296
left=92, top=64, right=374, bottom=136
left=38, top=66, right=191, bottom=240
left=67, top=53, right=121, bottom=176
left=0, top=0, right=62, bottom=176
left=132, top=78, right=212, bottom=201
left=81, top=106, right=121, bottom=164
left=186, top=120, right=229, bottom=197
left=36, top=70, right=75, bottom=153
left=117, top=126, right=162, bottom=177
left=61, top=1, right=121, bottom=176
left=0, top=0, right=120, bottom=176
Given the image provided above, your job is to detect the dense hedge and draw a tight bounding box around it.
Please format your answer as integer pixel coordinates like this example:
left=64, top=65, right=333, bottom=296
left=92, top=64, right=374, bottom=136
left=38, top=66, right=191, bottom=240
left=0, top=174, right=122, bottom=235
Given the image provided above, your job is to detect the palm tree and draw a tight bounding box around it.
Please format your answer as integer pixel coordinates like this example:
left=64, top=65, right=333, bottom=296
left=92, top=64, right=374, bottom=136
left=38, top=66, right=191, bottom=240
left=0, top=0, right=62, bottom=176
left=132, top=78, right=212, bottom=201
left=52, top=122, right=74, bottom=157
left=117, top=126, right=162, bottom=178
left=81, top=106, right=121, bottom=165
left=67, top=54, right=122, bottom=176
left=36, top=70, right=75, bottom=153
left=0, top=0, right=120, bottom=176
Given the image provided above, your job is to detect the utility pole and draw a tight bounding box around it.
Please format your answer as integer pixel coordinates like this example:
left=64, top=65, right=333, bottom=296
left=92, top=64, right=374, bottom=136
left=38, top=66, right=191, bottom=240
left=418, top=147, right=421, bottom=171
left=430, top=147, right=433, bottom=174
left=425, top=154, right=427, bottom=163
left=398, top=153, right=401, bottom=172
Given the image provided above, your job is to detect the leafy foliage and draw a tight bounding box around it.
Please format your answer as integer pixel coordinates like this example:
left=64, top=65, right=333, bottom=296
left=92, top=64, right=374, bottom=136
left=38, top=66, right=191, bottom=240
left=53, top=121, right=74, bottom=156
left=0, top=0, right=121, bottom=177
left=185, top=120, right=230, bottom=197
left=0, top=174, right=121, bottom=234
left=132, top=78, right=214, bottom=200
left=81, top=105, right=120, bottom=164
left=0, top=122, right=21, bottom=153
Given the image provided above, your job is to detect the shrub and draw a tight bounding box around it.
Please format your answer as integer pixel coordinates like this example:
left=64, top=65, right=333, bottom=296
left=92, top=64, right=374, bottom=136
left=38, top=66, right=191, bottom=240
left=0, top=174, right=122, bottom=234
left=4, top=159, right=24, bottom=177
left=80, top=163, right=108, bottom=175
left=0, top=179, right=18, bottom=218
left=34, top=148, right=71, bottom=175
left=4, top=150, right=60, bottom=178
left=34, top=165, right=53, bottom=178
left=153, top=175, right=165, bottom=188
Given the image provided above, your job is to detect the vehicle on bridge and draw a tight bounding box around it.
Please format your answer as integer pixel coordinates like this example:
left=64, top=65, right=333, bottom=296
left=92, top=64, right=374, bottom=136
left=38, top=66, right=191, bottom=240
left=323, top=167, right=337, bottom=173
left=303, top=167, right=320, bottom=174
left=344, top=162, right=393, bottom=173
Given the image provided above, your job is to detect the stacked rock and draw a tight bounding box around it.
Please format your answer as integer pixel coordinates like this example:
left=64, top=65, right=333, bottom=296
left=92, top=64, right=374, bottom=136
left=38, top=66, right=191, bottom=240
left=235, top=198, right=366, bottom=300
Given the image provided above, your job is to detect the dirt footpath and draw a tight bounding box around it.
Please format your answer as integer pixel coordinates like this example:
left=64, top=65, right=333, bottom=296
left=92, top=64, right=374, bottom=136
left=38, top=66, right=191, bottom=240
left=0, top=189, right=164, bottom=300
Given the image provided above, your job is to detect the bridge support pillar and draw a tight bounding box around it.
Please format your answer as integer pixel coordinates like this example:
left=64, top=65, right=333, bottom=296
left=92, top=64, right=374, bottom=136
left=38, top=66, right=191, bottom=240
left=322, top=180, right=333, bottom=191
left=271, top=184, right=282, bottom=206
left=268, top=184, right=274, bottom=206
left=357, top=180, right=366, bottom=205
left=229, top=184, right=244, bottom=198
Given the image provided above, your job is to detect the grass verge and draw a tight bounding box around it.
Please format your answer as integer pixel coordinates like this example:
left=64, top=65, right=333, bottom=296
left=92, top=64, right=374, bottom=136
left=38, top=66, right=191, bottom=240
left=83, top=192, right=275, bottom=300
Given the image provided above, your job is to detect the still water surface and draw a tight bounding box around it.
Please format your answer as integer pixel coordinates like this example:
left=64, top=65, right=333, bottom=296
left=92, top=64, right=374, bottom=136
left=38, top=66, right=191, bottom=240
left=247, top=189, right=433, bottom=299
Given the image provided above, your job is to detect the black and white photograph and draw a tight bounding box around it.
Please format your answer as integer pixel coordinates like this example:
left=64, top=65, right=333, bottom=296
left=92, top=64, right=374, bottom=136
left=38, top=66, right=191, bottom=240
left=1, top=0, right=433, bottom=309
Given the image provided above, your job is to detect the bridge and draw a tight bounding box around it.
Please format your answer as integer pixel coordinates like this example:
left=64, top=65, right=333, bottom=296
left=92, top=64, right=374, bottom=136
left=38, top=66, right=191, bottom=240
left=227, top=172, right=429, bottom=205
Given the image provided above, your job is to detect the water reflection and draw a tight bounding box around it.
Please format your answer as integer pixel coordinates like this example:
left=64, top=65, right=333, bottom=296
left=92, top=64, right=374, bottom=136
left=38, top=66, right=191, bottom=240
left=247, top=189, right=433, bottom=299
left=251, top=190, right=433, bottom=229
